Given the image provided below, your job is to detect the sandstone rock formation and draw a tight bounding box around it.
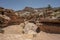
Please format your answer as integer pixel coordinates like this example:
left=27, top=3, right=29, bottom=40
left=0, top=5, right=60, bottom=34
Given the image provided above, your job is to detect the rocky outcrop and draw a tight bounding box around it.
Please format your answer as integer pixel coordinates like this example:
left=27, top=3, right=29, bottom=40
left=23, top=21, right=38, bottom=34
left=0, top=7, right=24, bottom=28
left=0, top=5, right=60, bottom=34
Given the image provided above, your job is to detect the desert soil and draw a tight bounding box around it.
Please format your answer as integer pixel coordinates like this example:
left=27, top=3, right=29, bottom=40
left=0, top=31, right=60, bottom=40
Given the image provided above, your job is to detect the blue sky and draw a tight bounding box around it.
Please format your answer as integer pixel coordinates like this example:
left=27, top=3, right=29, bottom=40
left=0, top=0, right=60, bottom=10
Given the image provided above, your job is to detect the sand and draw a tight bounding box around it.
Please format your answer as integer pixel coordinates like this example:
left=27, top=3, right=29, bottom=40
left=0, top=31, right=60, bottom=40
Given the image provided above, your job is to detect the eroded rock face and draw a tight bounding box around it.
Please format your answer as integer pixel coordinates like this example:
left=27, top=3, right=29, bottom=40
left=0, top=6, right=60, bottom=34
left=3, top=21, right=38, bottom=34
left=23, top=21, right=38, bottom=34
left=0, top=7, right=24, bottom=28
left=0, top=17, right=9, bottom=27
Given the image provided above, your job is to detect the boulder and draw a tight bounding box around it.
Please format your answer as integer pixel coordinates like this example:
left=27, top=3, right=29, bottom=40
left=24, top=21, right=38, bottom=34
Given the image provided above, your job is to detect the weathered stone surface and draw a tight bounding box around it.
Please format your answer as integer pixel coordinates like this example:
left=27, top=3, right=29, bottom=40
left=24, top=21, right=38, bottom=34
left=0, top=6, right=60, bottom=34
left=0, top=7, right=24, bottom=27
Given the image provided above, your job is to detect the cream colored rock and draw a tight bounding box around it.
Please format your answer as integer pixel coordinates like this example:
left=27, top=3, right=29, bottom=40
left=0, top=14, right=11, bottom=20
left=24, top=22, right=38, bottom=34
left=19, top=23, right=25, bottom=28
left=28, top=30, right=37, bottom=34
